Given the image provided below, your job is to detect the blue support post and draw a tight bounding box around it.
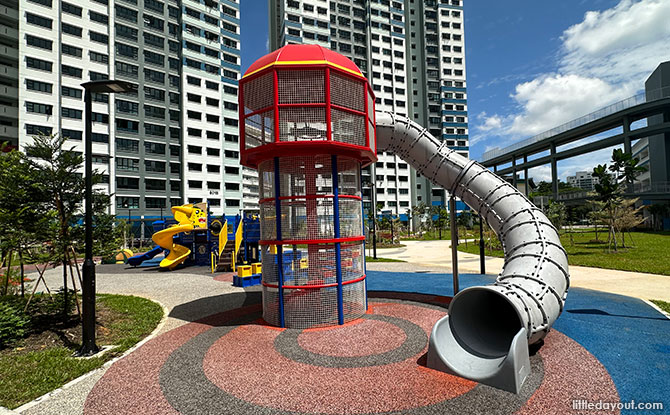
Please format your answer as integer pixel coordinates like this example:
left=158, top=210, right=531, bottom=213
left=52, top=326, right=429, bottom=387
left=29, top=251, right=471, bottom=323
left=332, top=155, right=344, bottom=325
left=274, top=158, right=285, bottom=328
left=360, top=169, right=368, bottom=310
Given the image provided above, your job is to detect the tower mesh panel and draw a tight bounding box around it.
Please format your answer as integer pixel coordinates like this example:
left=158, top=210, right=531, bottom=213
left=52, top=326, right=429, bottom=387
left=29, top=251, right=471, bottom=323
left=244, top=72, right=274, bottom=114
left=331, top=72, right=365, bottom=112
left=332, top=109, right=366, bottom=146
left=259, top=155, right=366, bottom=328
left=245, top=110, right=274, bottom=149
left=278, top=107, right=327, bottom=142
left=278, top=69, right=325, bottom=104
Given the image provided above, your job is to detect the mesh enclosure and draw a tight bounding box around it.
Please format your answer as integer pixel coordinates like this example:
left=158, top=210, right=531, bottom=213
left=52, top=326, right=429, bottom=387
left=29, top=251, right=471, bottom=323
left=337, top=158, right=361, bottom=196
left=261, top=243, right=366, bottom=328
left=278, top=69, right=325, bottom=104
left=367, top=91, right=376, bottom=151
left=259, top=155, right=366, bottom=328
left=331, top=72, right=365, bottom=112
left=244, top=72, right=274, bottom=114
left=368, top=119, right=376, bottom=151
left=332, top=109, right=366, bottom=146
left=339, top=199, right=363, bottom=238
left=245, top=110, right=274, bottom=149
left=279, top=107, right=327, bottom=142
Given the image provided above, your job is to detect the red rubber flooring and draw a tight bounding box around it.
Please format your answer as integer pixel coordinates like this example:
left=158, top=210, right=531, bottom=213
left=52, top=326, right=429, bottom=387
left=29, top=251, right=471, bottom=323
left=84, top=293, right=619, bottom=414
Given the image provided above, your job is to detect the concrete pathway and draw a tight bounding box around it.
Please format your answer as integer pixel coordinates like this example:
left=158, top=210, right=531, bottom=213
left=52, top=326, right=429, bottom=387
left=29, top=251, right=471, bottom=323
left=373, top=240, right=670, bottom=302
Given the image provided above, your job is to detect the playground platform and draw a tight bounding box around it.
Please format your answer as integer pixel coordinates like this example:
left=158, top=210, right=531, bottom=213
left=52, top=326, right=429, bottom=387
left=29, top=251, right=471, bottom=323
left=16, top=265, right=670, bottom=415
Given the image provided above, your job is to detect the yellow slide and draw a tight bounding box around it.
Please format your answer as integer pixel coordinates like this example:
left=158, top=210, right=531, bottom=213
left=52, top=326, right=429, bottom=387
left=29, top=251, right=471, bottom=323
left=151, top=203, right=208, bottom=270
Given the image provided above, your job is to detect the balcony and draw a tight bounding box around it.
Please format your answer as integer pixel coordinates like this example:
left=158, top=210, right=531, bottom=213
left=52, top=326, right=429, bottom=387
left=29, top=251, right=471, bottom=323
left=0, top=84, right=17, bottom=100
left=0, top=23, right=17, bottom=41
left=0, top=125, right=18, bottom=139
left=0, top=44, right=17, bottom=60
left=0, top=104, right=17, bottom=118
left=0, top=5, right=18, bottom=22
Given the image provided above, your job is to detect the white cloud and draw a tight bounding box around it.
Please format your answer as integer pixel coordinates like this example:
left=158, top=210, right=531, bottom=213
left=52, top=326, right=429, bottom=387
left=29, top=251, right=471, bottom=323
left=507, top=74, right=632, bottom=136
left=475, top=112, right=503, bottom=131
left=476, top=0, right=670, bottom=148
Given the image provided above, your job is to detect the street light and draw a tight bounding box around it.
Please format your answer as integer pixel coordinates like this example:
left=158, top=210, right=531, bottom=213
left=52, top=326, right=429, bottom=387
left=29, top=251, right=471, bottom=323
left=362, top=180, right=377, bottom=259
left=78, top=80, right=135, bottom=356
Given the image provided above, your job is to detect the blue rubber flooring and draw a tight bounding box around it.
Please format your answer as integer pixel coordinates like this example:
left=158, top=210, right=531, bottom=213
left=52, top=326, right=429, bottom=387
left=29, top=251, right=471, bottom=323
left=367, top=271, right=670, bottom=413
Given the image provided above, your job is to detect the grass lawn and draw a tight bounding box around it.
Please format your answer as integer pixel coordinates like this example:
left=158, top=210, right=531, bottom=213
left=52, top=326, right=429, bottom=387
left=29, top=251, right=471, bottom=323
left=457, top=230, right=670, bottom=276
left=365, top=256, right=406, bottom=263
left=651, top=300, right=670, bottom=314
left=0, top=294, right=163, bottom=409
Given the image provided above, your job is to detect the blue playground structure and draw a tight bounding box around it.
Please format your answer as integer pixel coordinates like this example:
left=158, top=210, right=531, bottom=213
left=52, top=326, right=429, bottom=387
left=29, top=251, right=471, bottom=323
left=126, top=209, right=261, bottom=273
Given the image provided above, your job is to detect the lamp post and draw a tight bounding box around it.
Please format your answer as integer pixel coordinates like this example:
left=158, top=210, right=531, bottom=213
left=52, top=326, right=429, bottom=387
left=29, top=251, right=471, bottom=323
left=79, top=80, right=135, bottom=356
left=363, top=180, right=377, bottom=259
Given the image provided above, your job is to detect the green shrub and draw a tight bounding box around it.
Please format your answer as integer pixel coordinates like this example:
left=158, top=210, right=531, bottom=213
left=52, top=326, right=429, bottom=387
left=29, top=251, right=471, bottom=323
left=0, top=300, right=30, bottom=347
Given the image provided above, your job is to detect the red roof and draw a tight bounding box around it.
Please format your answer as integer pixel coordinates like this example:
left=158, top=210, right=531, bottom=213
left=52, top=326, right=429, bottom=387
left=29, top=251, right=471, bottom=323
left=243, top=44, right=363, bottom=78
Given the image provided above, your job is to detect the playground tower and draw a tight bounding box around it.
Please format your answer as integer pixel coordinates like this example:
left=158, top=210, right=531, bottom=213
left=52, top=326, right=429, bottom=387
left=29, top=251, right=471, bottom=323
left=239, top=45, right=376, bottom=328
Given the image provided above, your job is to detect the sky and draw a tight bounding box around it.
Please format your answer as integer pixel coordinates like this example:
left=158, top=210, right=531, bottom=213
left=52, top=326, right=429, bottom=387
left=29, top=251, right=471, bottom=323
left=240, top=0, right=670, bottom=182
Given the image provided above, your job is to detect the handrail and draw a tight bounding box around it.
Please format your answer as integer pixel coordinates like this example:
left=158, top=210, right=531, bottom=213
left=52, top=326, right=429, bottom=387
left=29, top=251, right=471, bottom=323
left=232, top=219, right=243, bottom=272
left=218, top=220, right=228, bottom=256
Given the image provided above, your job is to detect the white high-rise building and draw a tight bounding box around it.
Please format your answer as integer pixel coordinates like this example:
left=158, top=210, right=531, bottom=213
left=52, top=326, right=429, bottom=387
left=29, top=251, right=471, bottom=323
left=9, top=0, right=254, bottom=233
left=269, top=0, right=469, bottom=223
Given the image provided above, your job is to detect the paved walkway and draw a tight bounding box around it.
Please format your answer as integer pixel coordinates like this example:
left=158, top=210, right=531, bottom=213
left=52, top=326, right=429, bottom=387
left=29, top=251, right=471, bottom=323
left=373, top=240, right=670, bottom=302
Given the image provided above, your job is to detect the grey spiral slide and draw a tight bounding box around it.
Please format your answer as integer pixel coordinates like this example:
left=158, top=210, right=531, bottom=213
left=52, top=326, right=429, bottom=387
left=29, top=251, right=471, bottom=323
left=375, top=111, right=570, bottom=393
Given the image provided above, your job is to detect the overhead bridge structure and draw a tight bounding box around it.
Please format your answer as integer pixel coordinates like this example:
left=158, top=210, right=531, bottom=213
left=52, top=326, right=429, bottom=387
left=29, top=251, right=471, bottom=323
left=481, top=90, right=670, bottom=201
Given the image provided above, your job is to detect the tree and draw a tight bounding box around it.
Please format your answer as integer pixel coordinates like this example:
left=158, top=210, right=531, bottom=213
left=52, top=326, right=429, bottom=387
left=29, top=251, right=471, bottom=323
left=544, top=201, right=567, bottom=231
left=0, top=146, right=44, bottom=296
left=456, top=210, right=472, bottom=247
left=24, top=134, right=122, bottom=319
left=592, top=149, right=648, bottom=251
left=430, top=205, right=449, bottom=240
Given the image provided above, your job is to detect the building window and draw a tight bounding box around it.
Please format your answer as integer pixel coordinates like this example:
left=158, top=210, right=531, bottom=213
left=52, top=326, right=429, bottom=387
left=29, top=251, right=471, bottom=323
left=144, top=141, right=166, bottom=155
left=188, top=163, right=202, bottom=172
left=26, top=57, right=52, bottom=72
left=61, top=129, right=82, bottom=140
left=62, top=23, right=82, bottom=37
left=26, top=102, right=53, bottom=115
left=61, top=107, right=82, bottom=119
left=145, top=123, right=165, bottom=137
left=89, top=31, right=108, bottom=44
left=27, top=0, right=52, bottom=6
left=26, top=35, right=52, bottom=50
left=26, top=79, right=52, bottom=93
left=26, top=13, right=52, bottom=28
left=117, top=157, right=139, bottom=171
left=188, top=180, right=202, bottom=189
left=115, top=23, right=138, bottom=40
left=26, top=124, right=52, bottom=136
left=116, top=118, right=139, bottom=133
left=84, top=8, right=106, bottom=23
left=89, top=51, right=108, bottom=64
left=146, top=198, right=166, bottom=209
left=145, top=179, right=166, bottom=191
left=145, top=160, right=166, bottom=173
left=117, top=177, right=140, bottom=190
left=117, top=197, right=139, bottom=209
left=116, top=138, right=139, bottom=152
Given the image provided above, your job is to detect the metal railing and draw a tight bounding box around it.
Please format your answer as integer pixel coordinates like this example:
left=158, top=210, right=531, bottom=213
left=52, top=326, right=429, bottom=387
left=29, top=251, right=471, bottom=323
left=626, top=181, right=670, bottom=194
left=482, top=86, right=670, bottom=162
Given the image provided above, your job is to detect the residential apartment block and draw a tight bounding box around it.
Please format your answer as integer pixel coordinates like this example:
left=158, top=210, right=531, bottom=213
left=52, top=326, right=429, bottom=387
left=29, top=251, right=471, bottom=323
left=270, top=0, right=468, bottom=222
left=7, top=0, right=256, bottom=230
left=566, top=171, right=599, bottom=191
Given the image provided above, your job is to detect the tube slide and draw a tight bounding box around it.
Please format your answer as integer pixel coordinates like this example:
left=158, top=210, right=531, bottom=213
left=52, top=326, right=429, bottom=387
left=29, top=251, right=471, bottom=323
left=375, top=111, right=570, bottom=393
left=127, top=245, right=165, bottom=267
left=152, top=224, right=193, bottom=270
